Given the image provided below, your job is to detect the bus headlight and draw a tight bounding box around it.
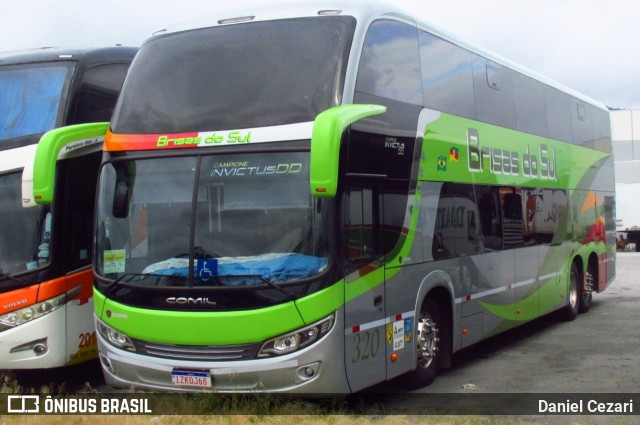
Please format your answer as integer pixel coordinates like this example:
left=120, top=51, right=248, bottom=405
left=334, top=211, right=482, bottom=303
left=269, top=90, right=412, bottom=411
left=96, top=319, right=136, bottom=352
left=257, top=314, right=334, bottom=358
left=0, top=293, right=67, bottom=332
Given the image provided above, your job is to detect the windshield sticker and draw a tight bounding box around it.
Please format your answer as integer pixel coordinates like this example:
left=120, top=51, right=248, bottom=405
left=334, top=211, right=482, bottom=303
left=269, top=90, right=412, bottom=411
left=196, top=258, right=218, bottom=282
left=392, top=319, right=405, bottom=351
left=103, top=249, right=126, bottom=274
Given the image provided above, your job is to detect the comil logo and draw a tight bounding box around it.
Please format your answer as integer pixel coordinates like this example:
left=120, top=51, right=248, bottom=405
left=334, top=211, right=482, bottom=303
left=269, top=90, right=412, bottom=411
left=7, top=395, right=40, bottom=413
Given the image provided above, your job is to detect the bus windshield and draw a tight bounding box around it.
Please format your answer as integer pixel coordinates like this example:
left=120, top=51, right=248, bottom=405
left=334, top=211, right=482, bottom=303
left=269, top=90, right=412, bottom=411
left=0, top=172, right=50, bottom=277
left=0, top=64, right=71, bottom=142
left=95, top=151, right=329, bottom=286
left=110, top=16, right=355, bottom=134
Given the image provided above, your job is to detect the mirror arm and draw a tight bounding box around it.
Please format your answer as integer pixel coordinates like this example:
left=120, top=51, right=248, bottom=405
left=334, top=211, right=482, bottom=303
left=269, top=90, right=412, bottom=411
left=27, top=122, right=109, bottom=205
left=310, top=104, right=386, bottom=198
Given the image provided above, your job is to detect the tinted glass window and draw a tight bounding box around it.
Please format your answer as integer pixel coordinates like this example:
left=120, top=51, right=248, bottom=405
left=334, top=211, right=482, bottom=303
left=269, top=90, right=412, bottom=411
left=474, top=185, right=503, bottom=251
left=572, top=99, right=593, bottom=146
left=112, top=17, right=355, bottom=134
left=0, top=64, right=71, bottom=142
left=513, top=72, right=547, bottom=137
left=433, top=183, right=483, bottom=258
left=356, top=20, right=422, bottom=105
left=472, top=56, right=516, bottom=128
left=592, top=107, right=612, bottom=153
left=545, top=87, right=572, bottom=142
left=345, top=185, right=378, bottom=266
left=0, top=172, right=47, bottom=275
left=523, top=188, right=567, bottom=245
left=70, top=64, right=130, bottom=124
left=57, top=152, right=102, bottom=271
left=419, top=31, right=475, bottom=119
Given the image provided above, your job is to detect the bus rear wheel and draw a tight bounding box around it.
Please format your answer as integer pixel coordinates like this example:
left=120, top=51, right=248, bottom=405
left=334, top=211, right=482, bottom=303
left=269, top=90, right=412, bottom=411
left=579, top=262, right=595, bottom=313
left=561, top=262, right=580, bottom=321
left=409, top=298, right=441, bottom=387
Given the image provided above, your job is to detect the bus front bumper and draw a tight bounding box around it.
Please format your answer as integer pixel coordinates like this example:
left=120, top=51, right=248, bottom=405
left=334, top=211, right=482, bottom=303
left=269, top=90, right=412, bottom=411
left=0, top=308, right=67, bottom=369
left=96, top=310, right=350, bottom=393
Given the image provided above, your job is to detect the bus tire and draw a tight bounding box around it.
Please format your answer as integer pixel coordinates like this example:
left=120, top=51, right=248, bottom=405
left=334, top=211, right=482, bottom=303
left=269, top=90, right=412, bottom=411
left=579, top=261, right=595, bottom=313
left=409, top=297, right=442, bottom=387
left=561, top=262, right=580, bottom=321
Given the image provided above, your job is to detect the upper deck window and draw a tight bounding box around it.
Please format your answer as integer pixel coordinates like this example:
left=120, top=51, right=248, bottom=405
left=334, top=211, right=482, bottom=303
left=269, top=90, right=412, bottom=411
left=0, top=64, right=71, bottom=142
left=356, top=20, right=422, bottom=105
left=111, top=16, right=356, bottom=134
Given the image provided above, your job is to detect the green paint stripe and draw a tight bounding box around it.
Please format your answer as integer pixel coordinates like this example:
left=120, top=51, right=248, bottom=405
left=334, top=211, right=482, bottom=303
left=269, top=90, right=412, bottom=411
left=95, top=281, right=345, bottom=345
left=295, top=279, right=345, bottom=323
left=421, top=113, right=609, bottom=189
left=98, top=295, right=306, bottom=345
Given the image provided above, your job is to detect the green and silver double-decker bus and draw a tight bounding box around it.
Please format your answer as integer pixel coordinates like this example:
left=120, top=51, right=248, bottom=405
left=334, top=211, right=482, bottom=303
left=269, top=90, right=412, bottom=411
left=33, top=1, right=615, bottom=392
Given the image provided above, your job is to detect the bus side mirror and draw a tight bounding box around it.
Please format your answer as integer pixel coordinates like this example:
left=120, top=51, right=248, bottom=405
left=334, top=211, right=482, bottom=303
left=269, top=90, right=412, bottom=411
left=310, top=104, right=386, bottom=198
left=24, top=122, right=109, bottom=205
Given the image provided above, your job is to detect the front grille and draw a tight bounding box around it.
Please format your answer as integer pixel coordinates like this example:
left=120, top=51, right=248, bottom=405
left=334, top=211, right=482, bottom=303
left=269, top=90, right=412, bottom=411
left=132, top=339, right=261, bottom=361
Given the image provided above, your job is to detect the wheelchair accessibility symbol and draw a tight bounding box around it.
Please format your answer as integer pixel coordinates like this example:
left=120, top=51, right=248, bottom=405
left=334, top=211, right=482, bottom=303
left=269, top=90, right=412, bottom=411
left=196, top=259, right=218, bottom=282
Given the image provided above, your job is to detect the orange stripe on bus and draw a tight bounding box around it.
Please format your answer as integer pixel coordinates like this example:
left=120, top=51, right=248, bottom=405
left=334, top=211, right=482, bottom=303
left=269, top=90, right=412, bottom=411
left=37, top=269, right=94, bottom=302
left=0, top=286, right=38, bottom=314
left=105, top=130, right=159, bottom=151
left=105, top=130, right=200, bottom=152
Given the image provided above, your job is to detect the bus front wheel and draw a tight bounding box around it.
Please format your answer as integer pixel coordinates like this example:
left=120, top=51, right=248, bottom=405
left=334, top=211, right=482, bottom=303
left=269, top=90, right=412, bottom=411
left=410, top=298, right=441, bottom=387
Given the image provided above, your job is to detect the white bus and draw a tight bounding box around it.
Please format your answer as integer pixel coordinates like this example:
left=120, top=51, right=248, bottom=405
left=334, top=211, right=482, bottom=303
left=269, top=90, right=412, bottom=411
left=0, top=47, right=135, bottom=369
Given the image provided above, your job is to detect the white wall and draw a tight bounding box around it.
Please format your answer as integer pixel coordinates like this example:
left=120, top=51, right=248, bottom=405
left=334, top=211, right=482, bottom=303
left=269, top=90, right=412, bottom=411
left=611, top=109, right=640, bottom=229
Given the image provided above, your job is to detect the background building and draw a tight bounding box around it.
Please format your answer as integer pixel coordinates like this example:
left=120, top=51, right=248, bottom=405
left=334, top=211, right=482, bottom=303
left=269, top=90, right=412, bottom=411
left=611, top=109, right=640, bottom=232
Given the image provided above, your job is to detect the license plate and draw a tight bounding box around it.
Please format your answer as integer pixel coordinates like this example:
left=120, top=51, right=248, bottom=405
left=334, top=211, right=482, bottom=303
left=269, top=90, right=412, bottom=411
left=171, top=370, right=212, bottom=388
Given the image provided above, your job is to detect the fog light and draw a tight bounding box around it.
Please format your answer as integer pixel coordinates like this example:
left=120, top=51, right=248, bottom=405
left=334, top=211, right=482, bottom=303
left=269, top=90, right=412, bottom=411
left=296, top=362, right=320, bottom=383
left=100, top=353, right=115, bottom=374
left=9, top=337, right=48, bottom=355
left=33, top=343, right=47, bottom=355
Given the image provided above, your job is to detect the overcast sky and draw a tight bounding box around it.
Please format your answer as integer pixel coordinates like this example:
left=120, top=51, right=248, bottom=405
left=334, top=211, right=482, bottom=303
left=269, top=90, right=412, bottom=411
left=2, top=0, right=639, bottom=109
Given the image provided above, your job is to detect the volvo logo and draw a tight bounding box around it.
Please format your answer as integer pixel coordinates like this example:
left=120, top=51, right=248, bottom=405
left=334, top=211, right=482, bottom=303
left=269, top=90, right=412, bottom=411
left=166, top=297, right=217, bottom=306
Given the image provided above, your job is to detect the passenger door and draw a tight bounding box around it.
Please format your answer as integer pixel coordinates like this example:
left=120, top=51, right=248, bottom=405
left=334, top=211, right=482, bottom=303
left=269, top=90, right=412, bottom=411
left=343, top=175, right=387, bottom=392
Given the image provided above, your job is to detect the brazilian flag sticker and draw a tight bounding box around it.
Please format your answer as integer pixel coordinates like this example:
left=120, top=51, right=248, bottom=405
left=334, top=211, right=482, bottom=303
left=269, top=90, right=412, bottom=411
left=437, top=156, right=447, bottom=171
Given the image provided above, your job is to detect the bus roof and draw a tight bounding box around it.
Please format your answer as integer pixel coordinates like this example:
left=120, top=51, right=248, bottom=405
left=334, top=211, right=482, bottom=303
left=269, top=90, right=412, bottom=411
left=0, top=46, right=137, bottom=66
left=150, top=0, right=608, bottom=113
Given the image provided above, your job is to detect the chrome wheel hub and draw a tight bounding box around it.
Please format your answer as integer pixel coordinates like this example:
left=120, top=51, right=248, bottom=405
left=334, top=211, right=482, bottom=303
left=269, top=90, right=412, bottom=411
left=416, top=314, right=439, bottom=369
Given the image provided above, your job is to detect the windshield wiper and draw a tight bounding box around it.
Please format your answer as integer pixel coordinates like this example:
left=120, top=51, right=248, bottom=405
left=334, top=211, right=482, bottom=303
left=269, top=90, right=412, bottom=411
left=252, top=275, right=296, bottom=302
left=0, top=269, right=28, bottom=285
left=201, top=274, right=296, bottom=301
left=103, top=272, right=187, bottom=295
left=103, top=272, right=296, bottom=301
